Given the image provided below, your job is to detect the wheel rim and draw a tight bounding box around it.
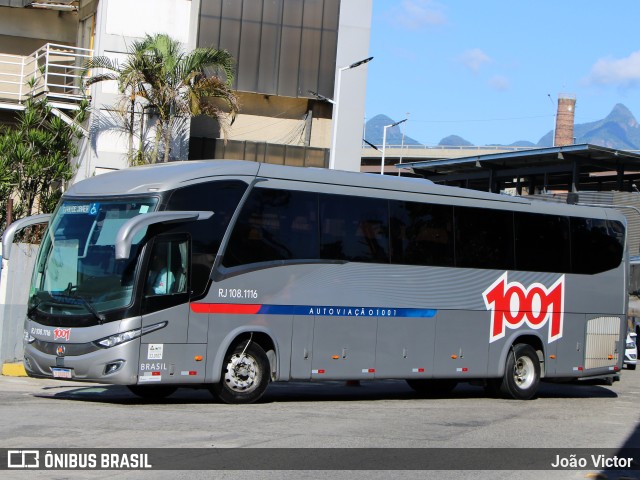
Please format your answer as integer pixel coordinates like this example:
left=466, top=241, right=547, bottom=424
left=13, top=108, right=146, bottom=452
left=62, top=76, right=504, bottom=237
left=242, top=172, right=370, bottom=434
left=224, top=353, right=259, bottom=393
left=513, top=355, right=535, bottom=390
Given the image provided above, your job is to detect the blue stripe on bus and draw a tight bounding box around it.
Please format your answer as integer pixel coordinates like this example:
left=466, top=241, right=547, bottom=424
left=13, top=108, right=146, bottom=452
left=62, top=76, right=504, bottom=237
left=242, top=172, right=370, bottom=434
left=192, top=303, right=438, bottom=317
left=256, top=305, right=437, bottom=318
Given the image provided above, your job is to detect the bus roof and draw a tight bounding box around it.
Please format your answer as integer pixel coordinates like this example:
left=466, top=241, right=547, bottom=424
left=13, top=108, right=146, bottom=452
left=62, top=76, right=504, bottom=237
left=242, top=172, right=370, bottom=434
left=66, top=160, right=261, bottom=196
left=64, top=160, right=623, bottom=221
left=67, top=159, right=522, bottom=202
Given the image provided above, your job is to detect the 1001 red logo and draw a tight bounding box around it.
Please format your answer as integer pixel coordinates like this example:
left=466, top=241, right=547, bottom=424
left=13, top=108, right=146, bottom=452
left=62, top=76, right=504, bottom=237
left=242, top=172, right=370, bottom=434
left=483, top=273, right=564, bottom=343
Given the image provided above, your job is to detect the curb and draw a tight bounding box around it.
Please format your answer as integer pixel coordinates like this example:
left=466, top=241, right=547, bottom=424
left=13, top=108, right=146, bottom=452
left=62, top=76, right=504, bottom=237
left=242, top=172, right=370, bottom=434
left=2, top=362, right=27, bottom=377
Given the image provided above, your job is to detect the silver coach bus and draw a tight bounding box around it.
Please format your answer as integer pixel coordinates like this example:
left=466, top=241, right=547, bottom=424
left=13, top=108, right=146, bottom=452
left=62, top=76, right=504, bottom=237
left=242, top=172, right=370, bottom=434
left=12, top=160, right=627, bottom=403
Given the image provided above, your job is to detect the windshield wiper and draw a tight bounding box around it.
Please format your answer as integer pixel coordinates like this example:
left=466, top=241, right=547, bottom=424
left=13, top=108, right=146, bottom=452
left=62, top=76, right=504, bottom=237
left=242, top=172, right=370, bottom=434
left=54, top=283, right=106, bottom=325
left=72, top=293, right=106, bottom=325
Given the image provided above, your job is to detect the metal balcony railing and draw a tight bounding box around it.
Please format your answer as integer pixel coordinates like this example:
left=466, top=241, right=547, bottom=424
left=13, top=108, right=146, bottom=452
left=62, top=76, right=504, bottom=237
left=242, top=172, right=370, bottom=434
left=0, top=43, right=93, bottom=110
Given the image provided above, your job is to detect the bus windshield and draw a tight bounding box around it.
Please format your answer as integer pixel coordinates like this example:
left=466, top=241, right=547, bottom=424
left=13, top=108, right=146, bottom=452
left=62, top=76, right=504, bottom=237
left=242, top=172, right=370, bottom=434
left=29, top=198, right=159, bottom=320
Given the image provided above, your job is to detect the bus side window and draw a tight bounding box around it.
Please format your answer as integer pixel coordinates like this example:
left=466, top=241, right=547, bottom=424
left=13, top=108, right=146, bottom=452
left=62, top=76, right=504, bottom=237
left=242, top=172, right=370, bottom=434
left=223, top=188, right=319, bottom=267
left=167, top=180, right=247, bottom=295
left=571, top=218, right=624, bottom=274
left=320, top=194, right=389, bottom=263
left=145, top=239, right=189, bottom=296
left=455, top=206, right=514, bottom=270
left=514, top=212, right=570, bottom=273
left=390, top=200, right=454, bottom=267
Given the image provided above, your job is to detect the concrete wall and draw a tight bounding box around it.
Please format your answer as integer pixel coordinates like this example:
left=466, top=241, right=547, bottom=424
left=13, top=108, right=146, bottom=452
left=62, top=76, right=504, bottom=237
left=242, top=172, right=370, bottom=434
left=0, top=244, right=38, bottom=363
left=331, top=0, right=372, bottom=172
left=0, top=7, right=77, bottom=55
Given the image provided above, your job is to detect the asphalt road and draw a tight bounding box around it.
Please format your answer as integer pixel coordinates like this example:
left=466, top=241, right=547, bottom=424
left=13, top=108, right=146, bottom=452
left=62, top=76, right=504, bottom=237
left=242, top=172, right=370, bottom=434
left=1, top=369, right=639, bottom=480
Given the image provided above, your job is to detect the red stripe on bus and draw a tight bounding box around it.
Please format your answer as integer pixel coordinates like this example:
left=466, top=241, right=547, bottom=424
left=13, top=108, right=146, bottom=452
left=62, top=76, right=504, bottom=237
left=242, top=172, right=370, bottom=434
left=190, top=303, right=262, bottom=314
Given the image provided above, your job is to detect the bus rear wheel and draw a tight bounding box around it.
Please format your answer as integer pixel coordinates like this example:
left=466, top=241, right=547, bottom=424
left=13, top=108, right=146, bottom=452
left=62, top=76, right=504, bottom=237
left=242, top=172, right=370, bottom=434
left=497, top=343, right=540, bottom=400
left=210, top=342, right=270, bottom=404
left=127, top=385, right=177, bottom=400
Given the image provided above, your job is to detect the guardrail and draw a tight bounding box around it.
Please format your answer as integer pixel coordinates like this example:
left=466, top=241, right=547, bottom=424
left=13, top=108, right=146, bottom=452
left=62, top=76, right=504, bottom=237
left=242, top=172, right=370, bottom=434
left=0, top=52, right=25, bottom=105
left=0, top=43, right=93, bottom=109
left=363, top=144, right=640, bottom=156
left=363, top=144, right=537, bottom=152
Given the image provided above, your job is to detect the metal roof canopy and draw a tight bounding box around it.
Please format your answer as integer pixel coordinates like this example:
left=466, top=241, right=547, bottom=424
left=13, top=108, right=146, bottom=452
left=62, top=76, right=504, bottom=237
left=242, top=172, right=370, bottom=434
left=396, top=144, right=640, bottom=194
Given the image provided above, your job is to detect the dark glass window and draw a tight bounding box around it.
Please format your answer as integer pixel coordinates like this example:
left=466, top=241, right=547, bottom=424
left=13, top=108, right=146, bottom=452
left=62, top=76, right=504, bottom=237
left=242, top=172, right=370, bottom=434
left=223, top=188, right=319, bottom=267
left=145, top=238, right=189, bottom=296
left=455, top=206, right=514, bottom=270
left=209, top=182, right=626, bottom=276
left=571, top=218, right=624, bottom=274
left=515, top=212, right=570, bottom=273
left=390, top=201, right=454, bottom=266
left=320, top=194, right=389, bottom=263
left=167, top=181, right=247, bottom=295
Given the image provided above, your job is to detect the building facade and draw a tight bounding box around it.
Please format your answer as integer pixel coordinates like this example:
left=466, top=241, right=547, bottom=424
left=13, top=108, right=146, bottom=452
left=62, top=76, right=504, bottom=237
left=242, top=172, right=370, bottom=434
left=0, top=0, right=373, bottom=183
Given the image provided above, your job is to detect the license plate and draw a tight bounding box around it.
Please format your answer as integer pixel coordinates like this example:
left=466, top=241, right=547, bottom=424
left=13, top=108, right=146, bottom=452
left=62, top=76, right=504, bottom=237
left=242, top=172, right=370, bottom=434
left=52, top=368, right=73, bottom=379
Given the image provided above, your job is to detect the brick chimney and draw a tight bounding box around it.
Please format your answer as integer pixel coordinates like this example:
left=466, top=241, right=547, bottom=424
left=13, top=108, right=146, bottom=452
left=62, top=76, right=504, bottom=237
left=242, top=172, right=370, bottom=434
left=554, top=93, right=576, bottom=146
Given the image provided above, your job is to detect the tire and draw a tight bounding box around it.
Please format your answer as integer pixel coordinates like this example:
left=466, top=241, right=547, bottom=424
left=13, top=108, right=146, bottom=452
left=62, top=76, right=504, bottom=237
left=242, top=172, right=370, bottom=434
left=406, top=379, right=457, bottom=396
left=127, top=385, right=177, bottom=399
left=628, top=363, right=637, bottom=371
left=497, top=343, right=540, bottom=400
left=210, top=342, right=270, bottom=404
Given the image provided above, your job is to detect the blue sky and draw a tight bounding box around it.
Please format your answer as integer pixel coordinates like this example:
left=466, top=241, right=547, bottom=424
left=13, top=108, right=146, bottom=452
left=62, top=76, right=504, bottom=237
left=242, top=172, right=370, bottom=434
left=364, top=0, right=640, bottom=146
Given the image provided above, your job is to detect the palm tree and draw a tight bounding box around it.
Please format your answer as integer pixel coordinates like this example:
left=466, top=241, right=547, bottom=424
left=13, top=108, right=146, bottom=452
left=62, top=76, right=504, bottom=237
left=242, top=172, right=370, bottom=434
left=85, top=33, right=239, bottom=163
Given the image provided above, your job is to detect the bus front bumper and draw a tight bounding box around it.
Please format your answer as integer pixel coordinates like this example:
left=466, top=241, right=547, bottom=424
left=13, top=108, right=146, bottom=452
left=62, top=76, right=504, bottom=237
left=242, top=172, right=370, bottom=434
left=23, top=339, right=140, bottom=385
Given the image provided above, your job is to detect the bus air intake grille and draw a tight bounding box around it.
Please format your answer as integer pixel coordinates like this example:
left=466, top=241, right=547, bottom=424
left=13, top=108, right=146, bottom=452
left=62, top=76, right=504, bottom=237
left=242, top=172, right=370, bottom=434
left=31, top=339, right=100, bottom=356
left=584, top=316, right=621, bottom=370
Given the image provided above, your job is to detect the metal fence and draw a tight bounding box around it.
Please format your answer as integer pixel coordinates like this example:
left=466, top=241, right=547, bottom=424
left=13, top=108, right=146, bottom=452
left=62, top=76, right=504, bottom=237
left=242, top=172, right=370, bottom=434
left=0, top=43, right=92, bottom=109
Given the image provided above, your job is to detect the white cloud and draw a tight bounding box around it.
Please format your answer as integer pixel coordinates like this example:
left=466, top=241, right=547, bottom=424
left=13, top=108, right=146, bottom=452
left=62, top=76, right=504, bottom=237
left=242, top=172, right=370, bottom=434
left=488, top=75, right=510, bottom=92
left=393, top=0, right=447, bottom=30
left=458, top=48, right=492, bottom=74
left=586, top=51, right=640, bottom=87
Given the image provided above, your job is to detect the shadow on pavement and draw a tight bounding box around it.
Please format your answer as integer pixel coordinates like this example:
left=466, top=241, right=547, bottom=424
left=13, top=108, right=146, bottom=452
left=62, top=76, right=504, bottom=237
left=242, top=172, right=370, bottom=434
left=32, top=378, right=618, bottom=405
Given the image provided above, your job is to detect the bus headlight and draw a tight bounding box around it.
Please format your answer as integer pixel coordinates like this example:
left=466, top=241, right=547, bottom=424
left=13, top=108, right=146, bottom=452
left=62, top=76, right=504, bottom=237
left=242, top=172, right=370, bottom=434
left=95, top=328, right=141, bottom=348
left=94, top=321, right=167, bottom=348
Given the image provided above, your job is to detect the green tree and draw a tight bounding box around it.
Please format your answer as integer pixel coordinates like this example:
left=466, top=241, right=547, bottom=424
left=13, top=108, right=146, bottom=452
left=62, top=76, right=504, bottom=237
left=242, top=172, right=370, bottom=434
left=85, top=33, right=239, bottom=164
left=0, top=98, right=88, bottom=231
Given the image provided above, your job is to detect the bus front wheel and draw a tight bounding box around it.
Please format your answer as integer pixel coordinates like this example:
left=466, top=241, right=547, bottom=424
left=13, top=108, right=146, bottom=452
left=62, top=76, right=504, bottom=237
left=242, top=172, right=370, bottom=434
left=497, top=343, right=540, bottom=400
left=210, top=342, right=270, bottom=404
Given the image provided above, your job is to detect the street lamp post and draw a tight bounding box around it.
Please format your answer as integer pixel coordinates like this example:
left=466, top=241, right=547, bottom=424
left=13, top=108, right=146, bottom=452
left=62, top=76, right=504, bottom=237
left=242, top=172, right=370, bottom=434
left=329, top=56, right=373, bottom=170
left=380, top=118, right=407, bottom=175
